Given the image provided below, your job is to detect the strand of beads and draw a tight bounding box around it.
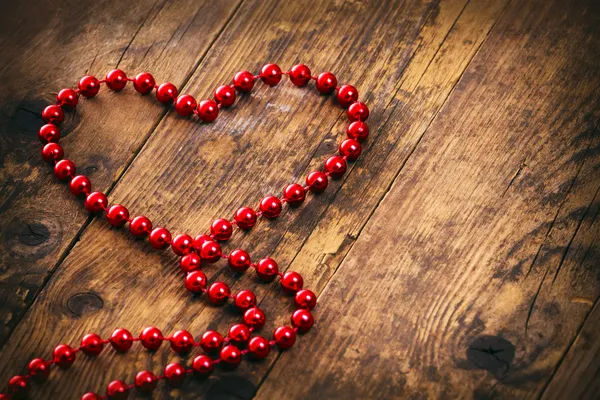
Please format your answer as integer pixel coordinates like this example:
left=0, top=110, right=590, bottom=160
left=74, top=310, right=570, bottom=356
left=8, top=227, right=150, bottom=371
left=80, top=326, right=303, bottom=400
left=2, top=63, right=371, bottom=399
left=1, top=285, right=316, bottom=399
left=40, top=64, right=369, bottom=302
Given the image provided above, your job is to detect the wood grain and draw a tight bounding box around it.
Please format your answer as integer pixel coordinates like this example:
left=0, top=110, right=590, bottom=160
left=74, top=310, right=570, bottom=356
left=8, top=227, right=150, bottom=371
left=258, top=0, right=600, bottom=398
left=0, top=0, right=241, bottom=346
left=0, top=0, right=599, bottom=398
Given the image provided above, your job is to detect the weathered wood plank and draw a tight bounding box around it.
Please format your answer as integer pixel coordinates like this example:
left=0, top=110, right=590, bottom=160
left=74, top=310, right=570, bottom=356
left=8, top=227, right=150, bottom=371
left=257, top=0, right=600, bottom=398
left=0, top=0, right=241, bottom=346
left=0, top=0, right=481, bottom=398
left=541, top=296, right=600, bottom=399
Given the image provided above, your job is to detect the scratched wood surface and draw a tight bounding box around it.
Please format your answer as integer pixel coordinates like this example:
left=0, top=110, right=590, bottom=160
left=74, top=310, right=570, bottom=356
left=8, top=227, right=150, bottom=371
left=0, top=0, right=598, bottom=399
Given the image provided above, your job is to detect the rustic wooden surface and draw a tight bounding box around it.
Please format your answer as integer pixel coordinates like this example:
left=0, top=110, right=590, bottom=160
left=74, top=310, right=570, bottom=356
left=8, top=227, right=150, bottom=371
left=0, top=0, right=598, bottom=398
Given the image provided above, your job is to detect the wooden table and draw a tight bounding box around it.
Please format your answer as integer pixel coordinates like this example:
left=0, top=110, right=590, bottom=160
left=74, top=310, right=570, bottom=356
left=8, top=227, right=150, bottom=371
left=0, top=0, right=598, bottom=398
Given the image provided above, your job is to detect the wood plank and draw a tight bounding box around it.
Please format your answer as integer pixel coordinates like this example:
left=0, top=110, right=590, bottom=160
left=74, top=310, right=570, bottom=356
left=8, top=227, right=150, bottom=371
left=541, top=297, right=600, bottom=400
left=0, top=0, right=241, bottom=346
left=257, top=0, right=600, bottom=398
left=0, top=0, right=494, bottom=398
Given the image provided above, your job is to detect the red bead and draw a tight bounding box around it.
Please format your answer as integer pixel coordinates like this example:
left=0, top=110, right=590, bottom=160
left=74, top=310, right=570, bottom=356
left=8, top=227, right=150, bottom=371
left=289, top=64, right=312, bottom=87
left=200, top=330, right=224, bottom=353
left=243, top=307, right=266, bottom=330
left=81, top=393, right=102, bottom=400
left=306, top=171, right=328, bottom=193
left=84, top=192, right=108, bottom=213
left=259, top=195, right=282, bottom=218
left=28, top=358, right=50, bottom=381
left=57, top=88, right=78, bottom=108
left=171, top=233, right=194, bottom=255
left=233, top=70, right=255, bottom=92
left=281, top=271, right=304, bottom=293
left=200, top=240, right=222, bottom=263
left=256, top=258, right=279, bottom=281
left=292, top=309, right=314, bottom=333
left=219, top=345, right=241, bottom=367
left=156, top=82, right=178, bottom=103
left=53, top=344, right=76, bottom=368
left=337, top=84, right=358, bottom=107
left=207, top=281, right=231, bottom=305
left=8, top=375, right=28, bottom=395
left=78, top=76, right=100, bottom=98
left=316, top=72, right=337, bottom=94
left=347, top=101, right=369, bottom=121
left=339, top=138, right=362, bottom=160
left=324, top=155, right=347, bottom=179
left=140, top=326, right=163, bottom=350
left=273, top=326, right=296, bottom=349
left=149, top=227, right=172, bottom=249
left=260, top=64, right=282, bottom=86
left=210, top=218, right=233, bottom=241
left=214, top=85, right=236, bottom=107
left=185, top=270, right=207, bottom=293
left=81, top=333, right=104, bottom=356
left=197, top=99, right=219, bottom=122
left=70, top=175, right=92, bottom=196
left=295, top=289, right=317, bottom=310
left=106, top=204, right=129, bottom=227
left=248, top=336, right=270, bottom=359
left=180, top=253, right=202, bottom=273
left=38, top=123, right=60, bottom=143
left=135, top=370, right=158, bottom=393
left=228, top=324, right=251, bottom=344
left=164, top=363, right=186, bottom=387
left=42, top=104, right=64, bottom=124
left=170, top=330, right=194, bottom=353
left=106, top=380, right=129, bottom=400
left=234, top=207, right=257, bottom=230
left=105, top=69, right=127, bottom=91
left=193, top=234, right=212, bottom=249
left=129, top=216, right=152, bottom=237
left=228, top=249, right=251, bottom=272
left=347, top=121, right=369, bottom=141
left=192, top=355, right=214, bottom=375
left=283, top=183, right=306, bottom=206
left=41, top=142, right=64, bottom=163
left=54, top=159, right=76, bottom=181
left=109, top=328, right=134, bottom=352
left=233, top=290, right=256, bottom=310
left=133, top=72, right=155, bottom=94
left=175, top=94, right=197, bottom=116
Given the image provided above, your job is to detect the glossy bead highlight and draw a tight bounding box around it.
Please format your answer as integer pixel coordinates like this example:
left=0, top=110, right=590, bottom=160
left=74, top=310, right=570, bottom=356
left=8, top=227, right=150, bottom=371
left=84, top=192, right=108, bottom=213
left=156, top=82, right=178, bottom=103
left=57, top=88, right=78, bottom=107
left=233, top=70, right=255, bottom=92
left=289, top=64, right=312, bottom=86
left=337, top=84, right=358, bottom=107
left=214, top=85, right=236, bottom=107
left=234, top=207, right=257, bottom=229
left=78, top=75, right=100, bottom=97
left=42, top=104, right=64, bottom=124
left=260, top=63, right=282, bottom=86
left=316, top=72, right=337, bottom=94
left=259, top=195, right=282, bottom=218
left=105, top=69, right=127, bottom=91
left=175, top=94, right=197, bottom=116
left=306, top=171, right=328, bottom=193
left=133, top=72, right=156, bottom=94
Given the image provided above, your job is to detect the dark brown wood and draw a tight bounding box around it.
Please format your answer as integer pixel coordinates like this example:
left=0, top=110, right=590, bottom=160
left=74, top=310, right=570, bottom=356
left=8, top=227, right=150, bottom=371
left=0, top=0, right=242, bottom=346
left=0, top=0, right=599, bottom=399
left=258, top=0, right=600, bottom=398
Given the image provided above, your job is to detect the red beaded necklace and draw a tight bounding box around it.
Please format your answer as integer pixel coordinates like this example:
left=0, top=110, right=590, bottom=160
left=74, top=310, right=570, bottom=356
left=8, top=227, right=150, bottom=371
left=3, top=63, right=370, bottom=400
